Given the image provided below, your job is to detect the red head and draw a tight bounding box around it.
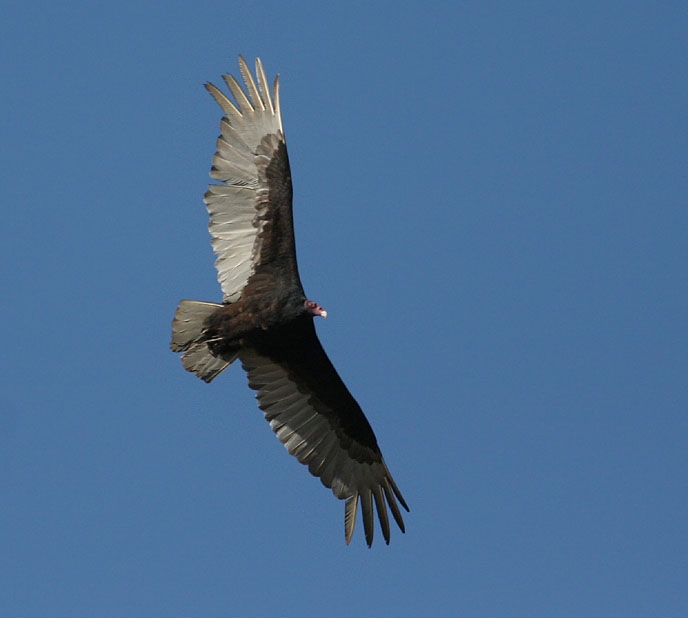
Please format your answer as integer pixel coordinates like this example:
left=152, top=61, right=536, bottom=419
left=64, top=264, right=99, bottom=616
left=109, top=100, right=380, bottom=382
left=305, top=300, right=327, bottom=318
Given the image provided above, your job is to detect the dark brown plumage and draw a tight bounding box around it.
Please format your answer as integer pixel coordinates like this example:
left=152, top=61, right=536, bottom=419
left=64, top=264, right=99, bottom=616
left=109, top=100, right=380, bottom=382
left=170, top=56, right=408, bottom=546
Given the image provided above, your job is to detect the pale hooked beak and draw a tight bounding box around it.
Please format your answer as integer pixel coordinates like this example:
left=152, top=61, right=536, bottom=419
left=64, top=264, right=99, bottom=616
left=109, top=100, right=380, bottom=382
left=306, top=301, right=327, bottom=318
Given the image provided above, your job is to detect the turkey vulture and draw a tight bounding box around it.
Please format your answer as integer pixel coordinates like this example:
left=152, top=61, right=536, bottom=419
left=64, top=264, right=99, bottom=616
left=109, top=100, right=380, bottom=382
left=171, top=56, right=408, bottom=546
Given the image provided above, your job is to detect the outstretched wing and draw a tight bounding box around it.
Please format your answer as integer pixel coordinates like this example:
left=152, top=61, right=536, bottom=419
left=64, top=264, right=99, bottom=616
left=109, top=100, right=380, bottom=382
left=204, top=56, right=301, bottom=302
left=239, top=319, right=409, bottom=546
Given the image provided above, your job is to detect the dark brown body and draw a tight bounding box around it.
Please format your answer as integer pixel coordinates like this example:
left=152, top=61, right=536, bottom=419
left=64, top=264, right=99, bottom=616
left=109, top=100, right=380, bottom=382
left=203, top=268, right=307, bottom=357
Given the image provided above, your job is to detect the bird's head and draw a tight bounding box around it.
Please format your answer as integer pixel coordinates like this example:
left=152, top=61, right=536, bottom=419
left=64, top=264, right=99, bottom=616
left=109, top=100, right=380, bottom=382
left=305, top=300, right=327, bottom=318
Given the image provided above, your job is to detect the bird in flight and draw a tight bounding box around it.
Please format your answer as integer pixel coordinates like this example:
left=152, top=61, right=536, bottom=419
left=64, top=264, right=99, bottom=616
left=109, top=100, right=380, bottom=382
left=171, top=57, right=408, bottom=546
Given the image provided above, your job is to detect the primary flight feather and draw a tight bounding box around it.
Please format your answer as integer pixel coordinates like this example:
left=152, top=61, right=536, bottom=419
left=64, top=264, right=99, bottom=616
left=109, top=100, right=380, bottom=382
left=171, top=56, right=408, bottom=546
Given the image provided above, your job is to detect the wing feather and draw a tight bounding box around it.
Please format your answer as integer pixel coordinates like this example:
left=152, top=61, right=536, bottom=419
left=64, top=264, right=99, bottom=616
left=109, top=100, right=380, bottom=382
left=289, top=421, right=333, bottom=462
left=344, top=496, right=359, bottom=545
left=359, top=489, right=374, bottom=547
left=307, top=436, right=339, bottom=477
left=239, top=319, right=408, bottom=546
left=382, top=478, right=406, bottom=533
left=223, top=73, right=254, bottom=114
left=373, top=485, right=390, bottom=545
left=238, top=55, right=265, bottom=111
left=204, top=82, right=241, bottom=119
left=218, top=118, right=252, bottom=155
left=275, top=407, right=318, bottom=437
left=255, top=58, right=274, bottom=115
left=273, top=75, right=282, bottom=133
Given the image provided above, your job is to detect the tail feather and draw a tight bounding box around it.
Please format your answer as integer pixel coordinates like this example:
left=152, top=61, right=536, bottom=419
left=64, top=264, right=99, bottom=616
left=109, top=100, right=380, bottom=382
left=171, top=300, right=235, bottom=383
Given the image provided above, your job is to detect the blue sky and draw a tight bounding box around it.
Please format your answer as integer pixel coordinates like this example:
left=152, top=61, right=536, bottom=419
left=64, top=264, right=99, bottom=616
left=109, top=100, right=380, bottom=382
left=2, top=1, right=687, bottom=616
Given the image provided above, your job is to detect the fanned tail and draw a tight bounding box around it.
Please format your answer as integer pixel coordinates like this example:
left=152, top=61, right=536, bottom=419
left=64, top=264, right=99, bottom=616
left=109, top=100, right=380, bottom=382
left=171, top=300, right=235, bottom=382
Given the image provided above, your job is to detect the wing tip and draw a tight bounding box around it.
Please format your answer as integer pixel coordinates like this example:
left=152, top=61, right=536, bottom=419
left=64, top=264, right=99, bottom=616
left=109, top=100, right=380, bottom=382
left=345, top=494, right=359, bottom=545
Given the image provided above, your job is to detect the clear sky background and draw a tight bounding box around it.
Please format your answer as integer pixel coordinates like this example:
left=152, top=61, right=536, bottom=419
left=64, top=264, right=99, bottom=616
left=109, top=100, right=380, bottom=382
left=2, top=2, right=687, bottom=617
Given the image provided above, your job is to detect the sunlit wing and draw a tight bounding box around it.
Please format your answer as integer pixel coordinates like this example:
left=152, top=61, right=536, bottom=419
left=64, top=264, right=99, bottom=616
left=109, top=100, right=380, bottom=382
left=204, top=56, right=291, bottom=302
